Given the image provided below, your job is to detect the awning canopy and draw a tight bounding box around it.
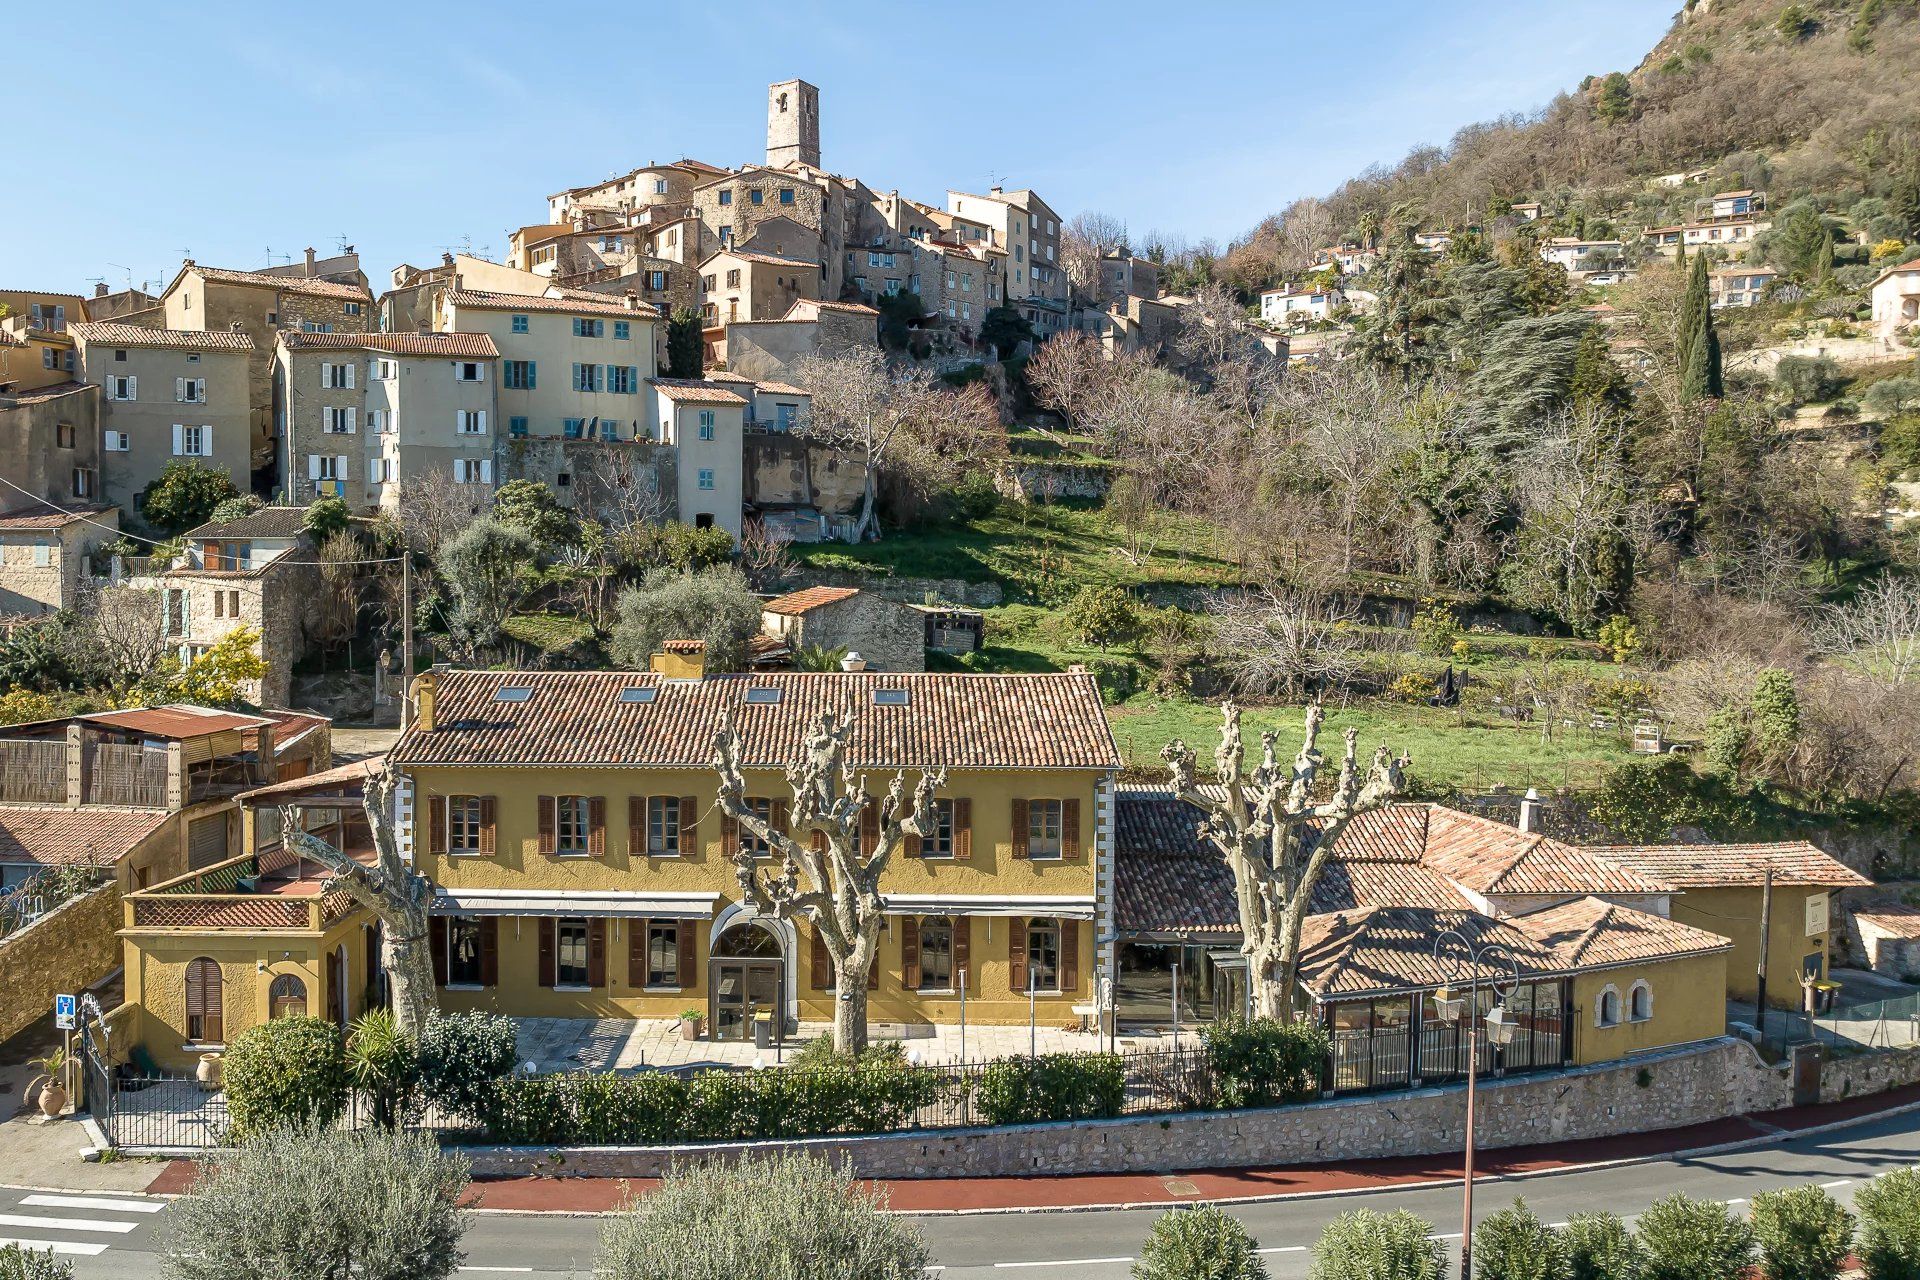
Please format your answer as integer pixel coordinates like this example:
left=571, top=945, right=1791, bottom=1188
left=431, top=889, right=719, bottom=920
left=880, top=893, right=1096, bottom=920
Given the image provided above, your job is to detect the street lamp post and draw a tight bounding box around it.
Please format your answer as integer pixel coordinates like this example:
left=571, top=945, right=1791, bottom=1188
left=1431, top=928, right=1522, bottom=1280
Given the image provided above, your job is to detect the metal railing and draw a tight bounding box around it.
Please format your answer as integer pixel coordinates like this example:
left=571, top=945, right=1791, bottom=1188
left=1808, top=993, right=1920, bottom=1050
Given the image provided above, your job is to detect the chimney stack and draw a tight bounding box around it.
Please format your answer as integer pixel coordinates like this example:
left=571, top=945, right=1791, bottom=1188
left=94, top=282, right=108, bottom=298
left=1518, top=787, right=1541, bottom=835
left=650, top=639, right=708, bottom=681
left=840, top=652, right=867, bottom=672
left=304, top=247, right=317, bottom=275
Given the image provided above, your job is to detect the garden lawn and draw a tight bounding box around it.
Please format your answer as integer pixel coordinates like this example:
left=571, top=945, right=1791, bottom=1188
left=1106, top=696, right=1641, bottom=794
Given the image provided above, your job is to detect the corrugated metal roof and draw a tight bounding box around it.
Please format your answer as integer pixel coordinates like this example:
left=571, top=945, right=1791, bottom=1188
left=393, top=669, right=1121, bottom=771
left=83, top=705, right=271, bottom=739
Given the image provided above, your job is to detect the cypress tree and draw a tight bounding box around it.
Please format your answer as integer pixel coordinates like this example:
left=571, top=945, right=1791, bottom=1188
left=1679, top=253, right=1721, bottom=401
left=1814, top=228, right=1835, bottom=283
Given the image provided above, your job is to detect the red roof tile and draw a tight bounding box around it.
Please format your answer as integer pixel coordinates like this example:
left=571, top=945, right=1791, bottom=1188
left=69, top=322, right=255, bottom=352
left=0, top=502, right=114, bottom=531
left=281, top=331, right=500, bottom=358
left=446, top=288, right=660, bottom=319
left=0, top=807, right=171, bottom=868
left=762, top=585, right=859, bottom=616
left=650, top=379, right=748, bottom=405
left=189, top=264, right=371, bottom=302
left=1585, top=842, right=1870, bottom=889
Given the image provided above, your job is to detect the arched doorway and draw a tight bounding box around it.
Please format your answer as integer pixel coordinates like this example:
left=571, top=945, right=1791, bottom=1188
left=708, top=918, right=786, bottom=1044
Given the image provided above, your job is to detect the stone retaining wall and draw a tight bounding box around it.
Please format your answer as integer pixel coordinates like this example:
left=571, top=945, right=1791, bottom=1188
left=0, top=882, right=121, bottom=1044
left=460, top=1038, right=1821, bottom=1180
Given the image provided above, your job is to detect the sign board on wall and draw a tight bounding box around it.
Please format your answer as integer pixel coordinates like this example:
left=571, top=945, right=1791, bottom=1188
left=1805, top=891, right=1830, bottom=937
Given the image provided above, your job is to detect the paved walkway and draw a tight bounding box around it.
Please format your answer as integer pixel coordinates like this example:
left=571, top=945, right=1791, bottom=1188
left=514, top=1016, right=1197, bottom=1071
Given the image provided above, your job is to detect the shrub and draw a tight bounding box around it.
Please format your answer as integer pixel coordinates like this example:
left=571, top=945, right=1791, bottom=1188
left=1133, top=1205, right=1270, bottom=1280
left=571, top=1070, right=688, bottom=1144
left=973, top=1052, right=1125, bottom=1126
left=1752, top=1185, right=1853, bottom=1280
left=608, top=566, right=762, bottom=673
left=303, top=496, right=352, bottom=541
left=1776, top=355, right=1845, bottom=404
left=1635, top=1193, right=1756, bottom=1280
left=418, top=1011, right=518, bottom=1127
left=1390, top=670, right=1435, bottom=703
left=221, top=1016, right=346, bottom=1141
left=1475, top=1200, right=1568, bottom=1280
left=207, top=494, right=263, bottom=525
left=136, top=460, right=240, bottom=534
left=1200, top=1016, right=1327, bottom=1109
left=1598, top=615, right=1640, bottom=664
left=156, top=1123, right=468, bottom=1280
left=1064, top=584, right=1141, bottom=651
left=1309, top=1209, right=1447, bottom=1280
left=1564, top=1212, right=1644, bottom=1280
left=1411, top=600, right=1463, bottom=656
left=479, top=1072, right=575, bottom=1145
left=345, top=1008, right=421, bottom=1130
left=595, top=1152, right=929, bottom=1280
left=1855, top=1166, right=1920, bottom=1280
left=0, top=1243, right=71, bottom=1279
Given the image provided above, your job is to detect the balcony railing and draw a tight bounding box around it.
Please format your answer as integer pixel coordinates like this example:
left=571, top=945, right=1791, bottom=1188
left=128, top=850, right=358, bottom=932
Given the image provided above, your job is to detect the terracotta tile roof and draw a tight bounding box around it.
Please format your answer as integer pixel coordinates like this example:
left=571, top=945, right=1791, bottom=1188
left=1853, top=904, right=1920, bottom=939
left=707, top=250, right=819, bottom=269
left=445, top=288, right=660, bottom=319
left=392, top=669, right=1121, bottom=771
left=754, top=380, right=810, bottom=396
left=281, top=331, right=500, bottom=358
left=83, top=705, right=273, bottom=739
left=182, top=506, right=310, bottom=540
left=1586, top=842, right=1870, bottom=889
left=788, top=299, right=879, bottom=316
left=0, top=502, right=114, bottom=531
left=650, top=379, right=748, bottom=405
left=0, top=382, right=94, bottom=406
left=1508, top=896, right=1733, bottom=970
left=68, top=322, right=255, bottom=352
left=238, top=758, right=377, bottom=805
left=263, top=709, right=330, bottom=751
left=703, top=372, right=756, bottom=383
left=1421, top=808, right=1671, bottom=896
left=189, top=264, right=372, bottom=302
left=0, top=807, right=171, bottom=868
left=762, top=585, right=859, bottom=616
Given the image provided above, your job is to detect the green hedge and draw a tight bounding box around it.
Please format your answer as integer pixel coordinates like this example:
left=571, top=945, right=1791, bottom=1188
left=1201, top=1016, right=1328, bottom=1109
left=221, top=1016, right=346, bottom=1141
left=973, top=1053, right=1126, bottom=1127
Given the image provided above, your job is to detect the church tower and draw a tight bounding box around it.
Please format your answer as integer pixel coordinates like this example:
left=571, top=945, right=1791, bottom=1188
left=766, top=79, right=820, bottom=170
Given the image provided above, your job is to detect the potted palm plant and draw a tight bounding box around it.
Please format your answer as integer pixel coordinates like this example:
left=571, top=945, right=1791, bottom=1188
left=678, top=1008, right=705, bottom=1042
left=28, top=1047, right=71, bottom=1118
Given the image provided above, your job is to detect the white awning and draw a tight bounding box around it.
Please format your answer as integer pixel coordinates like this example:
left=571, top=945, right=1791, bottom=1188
left=431, top=889, right=719, bottom=920
left=880, top=893, right=1096, bottom=920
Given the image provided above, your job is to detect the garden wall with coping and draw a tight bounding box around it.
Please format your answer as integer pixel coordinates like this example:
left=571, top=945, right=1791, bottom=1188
left=459, top=1037, right=1869, bottom=1180
left=0, top=881, right=120, bottom=1044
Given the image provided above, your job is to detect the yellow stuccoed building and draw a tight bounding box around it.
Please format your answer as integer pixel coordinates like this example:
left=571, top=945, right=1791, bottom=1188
left=389, top=655, right=1122, bottom=1039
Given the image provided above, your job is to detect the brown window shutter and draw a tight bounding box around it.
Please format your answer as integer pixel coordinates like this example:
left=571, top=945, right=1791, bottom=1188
left=868, top=952, right=879, bottom=989
left=537, top=796, right=556, bottom=855
left=628, top=916, right=647, bottom=987
left=1062, top=799, right=1081, bottom=860
left=588, top=797, right=607, bottom=856
left=428, top=795, right=446, bottom=855
left=479, top=796, right=497, bottom=854
left=429, top=917, right=449, bottom=986
left=811, top=927, right=833, bottom=989
left=679, top=796, right=697, bottom=856
left=861, top=803, right=880, bottom=857
left=901, top=916, right=920, bottom=989
left=480, top=917, right=499, bottom=987
left=954, top=916, right=971, bottom=988
left=1009, top=917, right=1028, bottom=992
left=538, top=917, right=555, bottom=987
left=587, top=917, right=607, bottom=987
left=628, top=796, right=645, bottom=857
left=1060, top=919, right=1080, bottom=993
left=811, top=830, right=828, bottom=855
left=954, top=797, right=972, bottom=860
left=677, top=922, right=695, bottom=987
left=201, top=540, right=221, bottom=570
left=1011, top=798, right=1030, bottom=859
left=722, top=812, right=740, bottom=854
left=771, top=799, right=789, bottom=845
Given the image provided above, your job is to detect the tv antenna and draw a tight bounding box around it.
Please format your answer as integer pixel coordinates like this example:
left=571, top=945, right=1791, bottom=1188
left=335, top=234, right=352, bottom=255
left=108, top=262, right=136, bottom=290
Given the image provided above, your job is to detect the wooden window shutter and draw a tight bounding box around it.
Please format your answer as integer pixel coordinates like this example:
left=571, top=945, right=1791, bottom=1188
left=953, top=917, right=971, bottom=987
left=537, top=796, right=556, bottom=855
left=479, top=917, right=499, bottom=987
left=811, top=830, right=828, bottom=855
left=722, top=812, right=740, bottom=854
left=1060, top=919, right=1080, bottom=993
left=428, top=795, right=447, bottom=855
left=479, top=796, right=496, bottom=854
left=811, top=927, right=833, bottom=989
left=771, top=798, right=789, bottom=841
left=954, top=797, right=972, bottom=860
left=1009, top=917, right=1028, bottom=992
left=1062, top=799, right=1081, bottom=860
left=538, top=917, right=556, bottom=987
left=677, top=922, right=695, bottom=987
left=679, top=796, right=697, bottom=856
left=901, top=916, right=920, bottom=989
left=201, top=540, right=222, bottom=569
left=868, top=952, right=879, bottom=989
left=588, top=797, right=607, bottom=856
left=628, top=916, right=647, bottom=987
left=628, top=796, right=645, bottom=857
left=587, top=918, right=607, bottom=987
left=861, top=803, right=879, bottom=856
left=429, top=917, right=449, bottom=986
left=1011, top=799, right=1030, bottom=859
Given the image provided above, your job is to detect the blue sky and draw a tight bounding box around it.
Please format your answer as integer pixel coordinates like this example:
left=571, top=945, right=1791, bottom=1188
left=10, top=1, right=1677, bottom=294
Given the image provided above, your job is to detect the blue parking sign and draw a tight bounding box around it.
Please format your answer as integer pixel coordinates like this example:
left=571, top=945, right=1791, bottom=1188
left=54, top=994, right=75, bottom=1030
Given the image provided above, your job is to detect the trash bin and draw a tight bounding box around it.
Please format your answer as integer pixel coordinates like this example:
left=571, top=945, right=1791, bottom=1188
left=753, top=1011, right=773, bottom=1050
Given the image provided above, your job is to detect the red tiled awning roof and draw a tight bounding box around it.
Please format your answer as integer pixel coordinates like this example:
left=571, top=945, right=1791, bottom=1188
left=0, top=807, right=170, bottom=867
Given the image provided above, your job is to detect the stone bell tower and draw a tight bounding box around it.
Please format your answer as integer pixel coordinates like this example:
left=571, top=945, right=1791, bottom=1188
left=766, top=79, right=820, bottom=170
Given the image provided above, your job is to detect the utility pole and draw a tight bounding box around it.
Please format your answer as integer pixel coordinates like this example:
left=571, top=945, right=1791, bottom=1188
left=1756, top=863, right=1774, bottom=1042
left=399, top=554, right=414, bottom=730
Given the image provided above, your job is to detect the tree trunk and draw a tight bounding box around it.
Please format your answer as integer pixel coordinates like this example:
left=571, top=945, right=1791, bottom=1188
left=832, top=978, right=870, bottom=1055
left=383, top=920, right=435, bottom=1039
left=854, top=467, right=880, bottom=543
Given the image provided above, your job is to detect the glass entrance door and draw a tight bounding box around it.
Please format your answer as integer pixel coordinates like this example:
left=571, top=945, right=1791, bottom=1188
left=710, top=960, right=783, bottom=1042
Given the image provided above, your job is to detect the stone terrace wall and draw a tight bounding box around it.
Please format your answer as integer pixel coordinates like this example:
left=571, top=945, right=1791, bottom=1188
left=463, top=1038, right=1810, bottom=1180
left=0, top=882, right=121, bottom=1043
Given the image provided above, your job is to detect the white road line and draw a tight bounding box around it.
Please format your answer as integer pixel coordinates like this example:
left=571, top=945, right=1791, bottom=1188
left=0, top=1237, right=112, bottom=1256
left=1822, top=1180, right=1853, bottom=1189
left=1725, top=1198, right=1747, bottom=1206
left=994, top=1259, right=1135, bottom=1269
left=0, top=1212, right=138, bottom=1234
left=459, top=1269, right=535, bottom=1275
left=19, top=1194, right=166, bottom=1214
left=1257, top=1245, right=1310, bottom=1254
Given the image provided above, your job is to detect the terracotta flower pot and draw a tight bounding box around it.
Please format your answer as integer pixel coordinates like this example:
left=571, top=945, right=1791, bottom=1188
left=38, top=1084, right=67, bottom=1118
left=196, top=1052, right=223, bottom=1090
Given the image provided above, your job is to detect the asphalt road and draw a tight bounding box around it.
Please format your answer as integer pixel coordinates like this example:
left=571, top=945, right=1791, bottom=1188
left=31, top=1108, right=1920, bottom=1280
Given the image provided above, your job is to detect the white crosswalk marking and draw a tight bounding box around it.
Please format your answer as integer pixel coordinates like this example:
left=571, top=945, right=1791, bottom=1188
left=20, top=1194, right=167, bottom=1214
left=0, top=1236, right=111, bottom=1256
left=0, top=1189, right=168, bottom=1262
left=0, top=1212, right=138, bottom=1234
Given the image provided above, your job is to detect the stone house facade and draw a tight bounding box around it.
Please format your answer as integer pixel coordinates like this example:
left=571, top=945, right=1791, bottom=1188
left=0, top=381, right=101, bottom=508
left=0, top=503, right=119, bottom=617
left=698, top=249, right=821, bottom=326
left=759, top=586, right=925, bottom=672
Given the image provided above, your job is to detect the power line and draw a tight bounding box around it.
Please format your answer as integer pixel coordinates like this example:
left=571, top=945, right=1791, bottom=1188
left=0, top=474, right=405, bottom=568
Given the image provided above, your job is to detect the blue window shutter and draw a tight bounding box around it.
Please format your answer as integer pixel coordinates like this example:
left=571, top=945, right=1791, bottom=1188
left=526, top=361, right=535, bottom=390
left=572, top=362, right=581, bottom=390
left=628, top=365, right=638, bottom=392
